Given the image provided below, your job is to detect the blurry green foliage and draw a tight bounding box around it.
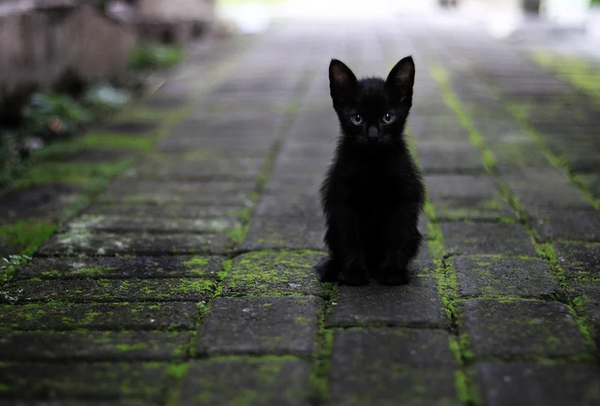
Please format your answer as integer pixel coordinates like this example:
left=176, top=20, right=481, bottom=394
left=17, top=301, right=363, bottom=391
left=128, top=45, right=185, bottom=71
left=22, top=93, right=91, bottom=141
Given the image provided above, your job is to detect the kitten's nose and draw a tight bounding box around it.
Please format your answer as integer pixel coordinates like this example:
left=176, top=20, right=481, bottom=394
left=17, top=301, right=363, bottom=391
left=367, top=127, right=378, bottom=142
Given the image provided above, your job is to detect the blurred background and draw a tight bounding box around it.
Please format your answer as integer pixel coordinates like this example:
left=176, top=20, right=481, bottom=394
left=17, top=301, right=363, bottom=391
left=1, top=0, right=599, bottom=193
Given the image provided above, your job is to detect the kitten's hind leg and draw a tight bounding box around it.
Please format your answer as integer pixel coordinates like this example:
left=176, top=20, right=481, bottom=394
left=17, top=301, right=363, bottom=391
left=378, top=219, right=421, bottom=286
left=315, top=257, right=339, bottom=282
left=339, top=266, right=369, bottom=286
left=379, top=266, right=410, bottom=286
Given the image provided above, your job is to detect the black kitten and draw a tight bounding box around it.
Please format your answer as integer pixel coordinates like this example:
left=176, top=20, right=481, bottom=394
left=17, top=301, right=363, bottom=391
left=317, top=57, right=425, bottom=286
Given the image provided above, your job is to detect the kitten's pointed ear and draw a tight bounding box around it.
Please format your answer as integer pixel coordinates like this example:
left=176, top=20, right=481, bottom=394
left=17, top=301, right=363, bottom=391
left=329, top=59, right=359, bottom=105
left=385, top=56, right=415, bottom=101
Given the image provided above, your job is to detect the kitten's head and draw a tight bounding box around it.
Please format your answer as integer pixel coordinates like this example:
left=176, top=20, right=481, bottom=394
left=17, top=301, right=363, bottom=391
left=328, top=57, right=415, bottom=145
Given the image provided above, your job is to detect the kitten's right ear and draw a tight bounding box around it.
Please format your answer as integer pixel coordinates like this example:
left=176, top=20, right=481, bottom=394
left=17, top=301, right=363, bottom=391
left=385, top=56, right=415, bottom=101
left=329, top=59, right=359, bottom=105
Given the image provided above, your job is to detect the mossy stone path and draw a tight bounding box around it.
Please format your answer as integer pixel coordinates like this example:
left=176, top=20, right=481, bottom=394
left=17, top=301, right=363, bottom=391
left=1, top=15, right=600, bottom=406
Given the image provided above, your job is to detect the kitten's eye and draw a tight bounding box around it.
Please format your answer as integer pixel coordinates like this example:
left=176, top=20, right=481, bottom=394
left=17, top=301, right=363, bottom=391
left=350, top=114, right=363, bottom=125
left=382, top=112, right=396, bottom=124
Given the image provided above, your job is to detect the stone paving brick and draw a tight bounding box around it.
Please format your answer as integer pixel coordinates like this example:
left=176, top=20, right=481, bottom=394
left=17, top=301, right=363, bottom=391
left=131, top=157, right=264, bottom=182
left=0, top=362, right=166, bottom=399
left=65, top=215, right=241, bottom=234
left=254, top=193, right=321, bottom=218
left=411, top=114, right=469, bottom=142
left=327, top=278, right=446, bottom=328
left=454, top=256, right=559, bottom=298
left=0, top=184, right=81, bottom=224
left=99, top=121, right=159, bottom=134
left=0, top=400, right=146, bottom=406
left=156, top=135, right=275, bottom=154
left=329, top=329, right=458, bottom=405
left=417, top=141, right=485, bottom=174
left=222, top=250, right=324, bottom=297
left=199, top=296, right=321, bottom=355
left=459, top=299, right=592, bottom=359
left=83, top=203, right=247, bottom=220
left=37, top=231, right=229, bottom=256
left=14, top=255, right=223, bottom=280
left=0, top=302, right=197, bottom=331
left=97, top=180, right=255, bottom=206
left=0, top=278, right=216, bottom=304
left=533, top=210, right=600, bottom=242
left=554, top=242, right=600, bottom=278
left=504, top=168, right=591, bottom=210
left=475, top=363, right=600, bottom=406
left=571, top=281, right=600, bottom=339
left=490, top=140, right=551, bottom=171
left=241, top=216, right=325, bottom=251
left=441, top=223, right=537, bottom=256
left=425, top=175, right=515, bottom=221
left=179, top=358, right=311, bottom=406
left=0, top=331, right=190, bottom=361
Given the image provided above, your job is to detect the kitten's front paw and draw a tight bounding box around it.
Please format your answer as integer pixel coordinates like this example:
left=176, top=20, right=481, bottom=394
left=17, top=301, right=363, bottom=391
left=339, top=268, right=369, bottom=286
left=316, top=259, right=338, bottom=282
left=379, top=268, right=409, bottom=286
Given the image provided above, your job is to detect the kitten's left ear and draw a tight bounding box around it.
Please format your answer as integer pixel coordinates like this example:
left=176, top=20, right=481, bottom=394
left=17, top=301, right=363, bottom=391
left=385, top=56, right=415, bottom=101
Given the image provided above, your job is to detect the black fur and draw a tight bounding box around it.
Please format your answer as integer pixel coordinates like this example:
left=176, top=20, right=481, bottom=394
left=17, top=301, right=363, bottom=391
left=317, top=57, right=425, bottom=286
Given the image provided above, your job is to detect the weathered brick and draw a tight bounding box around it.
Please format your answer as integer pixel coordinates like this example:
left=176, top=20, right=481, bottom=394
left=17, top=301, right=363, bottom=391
left=14, top=256, right=223, bottom=280
left=459, top=299, right=592, bottom=359
left=475, top=363, right=600, bottom=406
left=441, top=223, right=537, bottom=256
left=254, top=193, right=321, bottom=218
left=0, top=303, right=197, bottom=331
left=533, top=210, right=600, bottom=242
left=454, top=256, right=559, bottom=297
left=0, top=362, right=166, bottom=399
left=571, top=281, right=600, bottom=339
left=0, top=331, right=189, bottom=361
left=241, top=216, right=325, bottom=251
left=99, top=120, right=159, bottom=134
left=222, top=250, right=324, bottom=297
left=504, top=168, right=591, bottom=210
left=417, top=141, right=485, bottom=174
left=179, top=359, right=311, bottom=406
left=327, top=278, right=446, bottom=328
left=425, top=175, right=514, bottom=221
left=84, top=203, right=247, bottom=219
left=0, top=278, right=215, bottom=304
left=65, top=215, right=241, bottom=234
left=553, top=241, right=600, bottom=279
left=37, top=231, right=229, bottom=256
left=199, top=296, right=321, bottom=355
left=330, top=329, right=458, bottom=405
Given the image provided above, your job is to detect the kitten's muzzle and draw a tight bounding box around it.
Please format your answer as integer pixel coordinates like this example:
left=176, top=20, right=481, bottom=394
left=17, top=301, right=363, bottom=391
left=367, top=127, right=378, bottom=142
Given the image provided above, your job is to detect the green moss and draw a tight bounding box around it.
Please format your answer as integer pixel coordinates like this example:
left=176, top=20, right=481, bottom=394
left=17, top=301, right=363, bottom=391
left=295, top=316, right=311, bottom=326
left=0, top=220, right=57, bottom=256
left=184, top=256, right=212, bottom=277
left=429, top=63, right=497, bottom=172
left=177, top=279, right=217, bottom=294
left=166, top=363, right=190, bottom=380
left=115, top=343, right=147, bottom=352
left=14, top=158, right=134, bottom=189
left=532, top=50, right=600, bottom=105
left=184, top=256, right=210, bottom=267
left=75, top=132, right=156, bottom=151
left=504, top=102, right=600, bottom=210
left=78, top=267, right=112, bottom=277
left=228, top=224, right=249, bottom=245
left=222, top=250, right=324, bottom=297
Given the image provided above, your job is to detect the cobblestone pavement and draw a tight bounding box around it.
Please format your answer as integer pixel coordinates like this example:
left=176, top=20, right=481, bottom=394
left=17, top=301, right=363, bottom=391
left=1, top=10, right=600, bottom=406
